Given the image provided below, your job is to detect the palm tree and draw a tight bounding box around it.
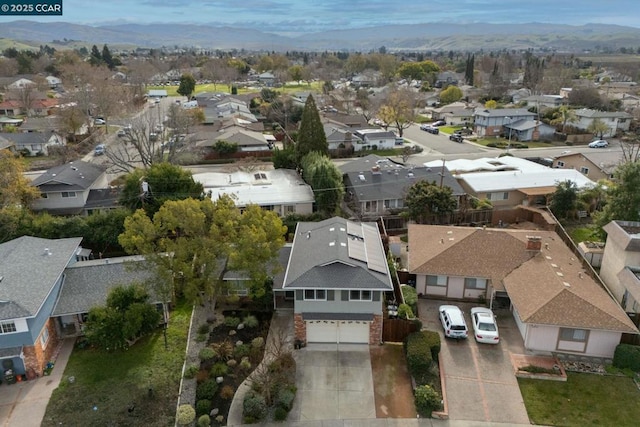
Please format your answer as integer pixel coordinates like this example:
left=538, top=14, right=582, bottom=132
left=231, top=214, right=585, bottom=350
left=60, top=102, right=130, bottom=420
left=550, top=106, right=578, bottom=133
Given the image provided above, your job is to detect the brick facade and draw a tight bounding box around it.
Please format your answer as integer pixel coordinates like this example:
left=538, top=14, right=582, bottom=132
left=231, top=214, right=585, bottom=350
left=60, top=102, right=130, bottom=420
left=22, top=318, right=60, bottom=377
left=369, top=314, right=383, bottom=345
left=294, top=313, right=306, bottom=344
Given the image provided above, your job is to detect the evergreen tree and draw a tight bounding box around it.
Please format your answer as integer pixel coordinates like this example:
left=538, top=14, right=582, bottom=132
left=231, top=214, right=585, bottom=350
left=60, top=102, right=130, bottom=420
left=465, top=54, right=475, bottom=86
left=300, top=152, right=344, bottom=214
left=177, top=74, right=196, bottom=99
left=295, top=95, right=327, bottom=163
left=102, top=44, right=115, bottom=70
left=89, top=44, right=102, bottom=66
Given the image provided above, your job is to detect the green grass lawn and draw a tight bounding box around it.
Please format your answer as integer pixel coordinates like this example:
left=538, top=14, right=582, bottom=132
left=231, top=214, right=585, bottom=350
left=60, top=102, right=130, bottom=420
left=519, top=372, right=640, bottom=426
left=42, top=302, right=192, bottom=427
left=566, top=225, right=600, bottom=243
left=147, top=81, right=322, bottom=97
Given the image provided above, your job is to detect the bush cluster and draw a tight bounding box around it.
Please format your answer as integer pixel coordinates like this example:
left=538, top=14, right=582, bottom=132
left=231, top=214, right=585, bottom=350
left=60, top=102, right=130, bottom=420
left=242, top=315, right=259, bottom=328
left=198, top=347, right=215, bottom=361
left=197, top=414, right=211, bottom=427
left=224, top=316, right=241, bottom=328
left=176, top=404, right=196, bottom=426
left=210, top=362, right=229, bottom=377
left=414, top=385, right=442, bottom=416
left=398, top=303, right=414, bottom=319
left=421, top=330, right=441, bottom=362
left=184, top=364, right=199, bottom=379
left=243, top=391, right=268, bottom=423
left=404, top=331, right=432, bottom=381
left=401, top=285, right=418, bottom=314
left=613, top=344, right=640, bottom=371
left=196, top=379, right=219, bottom=401
left=196, top=399, right=211, bottom=417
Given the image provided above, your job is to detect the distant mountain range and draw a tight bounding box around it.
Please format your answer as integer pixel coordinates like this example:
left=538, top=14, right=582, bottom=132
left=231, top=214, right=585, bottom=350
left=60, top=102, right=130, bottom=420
left=2, top=20, right=640, bottom=51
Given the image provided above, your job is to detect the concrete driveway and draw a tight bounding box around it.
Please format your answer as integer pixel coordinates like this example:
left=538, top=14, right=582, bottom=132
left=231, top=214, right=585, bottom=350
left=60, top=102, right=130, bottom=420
left=289, top=344, right=376, bottom=421
left=418, top=299, right=531, bottom=424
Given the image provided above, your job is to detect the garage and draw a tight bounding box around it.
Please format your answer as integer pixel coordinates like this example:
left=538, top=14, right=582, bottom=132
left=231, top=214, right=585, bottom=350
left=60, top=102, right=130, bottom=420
left=306, top=320, right=369, bottom=344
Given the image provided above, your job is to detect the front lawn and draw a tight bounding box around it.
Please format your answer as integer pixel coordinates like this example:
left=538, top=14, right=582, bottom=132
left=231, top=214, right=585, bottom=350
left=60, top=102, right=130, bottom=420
left=147, top=81, right=322, bottom=97
left=42, top=302, right=192, bottom=427
left=518, top=372, right=640, bottom=426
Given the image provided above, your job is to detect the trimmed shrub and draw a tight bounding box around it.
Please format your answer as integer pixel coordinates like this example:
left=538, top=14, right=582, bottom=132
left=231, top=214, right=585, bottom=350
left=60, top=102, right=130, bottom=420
left=422, top=330, right=441, bottom=362
left=197, top=323, right=210, bottom=335
left=220, top=384, right=235, bottom=400
left=196, top=379, right=219, bottom=401
left=184, top=364, right=199, bottom=379
left=401, top=285, right=418, bottom=313
left=398, top=303, right=414, bottom=319
left=405, top=331, right=432, bottom=382
left=274, top=406, right=288, bottom=421
left=234, top=344, right=251, bottom=359
left=210, top=362, right=229, bottom=377
left=197, top=414, right=211, bottom=427
left=277, top=385, right=297, bottom=411
left=199, top=347, right=215, bottom=361
left=176, top=404, right=196, bottom=426
left=224, top=316, right=241, bottom=328
left=243, top=391, right=268, bottom=422
left=243, top=315, right=259, bottom=328
left=239, top=357, right=252, bottom=371
left=613, top=344, right=640, bottom=371
left=196, top=333, right=208, bottom=342
left=196, top=399, right=211, bottom=416
left=251, top=336, right=265, bottom=349
left=414, top=384, right=442, bottom=416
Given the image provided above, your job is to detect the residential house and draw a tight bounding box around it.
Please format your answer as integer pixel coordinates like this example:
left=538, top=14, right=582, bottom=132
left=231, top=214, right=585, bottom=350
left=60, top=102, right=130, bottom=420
left=46, top=76, right=62, bottom=89
left=574, top=108, right=632, bottom=137
left=408, top=224, right=638, bottom=358
left=7, top=78, right=35, bottom=90
left=30, top=161, right=109, bottom=215
left=473, top=108, right=536, bottom=137
left=51, top=256, right=164, bottom=337
left=196, top=127, right=271, bottom=152
left=520, top=95, right=565, bottom=109
left=0, top=131, right=65, bottom=156
left=193, top=169, right=314, bottom=216
left=434, top=71, right=460, bottom=88
left=18, top=116, right=60, bottom=133
left=600, top=221, right=640, bottom=314
left=352, top=128, right=398, bottom=151
left=509, top=88, right=532, bottom=104
left=147, top=89, right=168, bottom=98
left=553, top=151, right=622, bottom=181
left=341, top=155, right=469, bottom=230
left=431, top=102, right=475, bottom=126
left=276, top=217, right=393, bottom=344
left=620, top=93, right=640, bottom=110
left=351, top=73, right=378, bottom=88
left=258, top=72, right=276, bottom=86
left=0, top=236, right=84, bottom=377
left=504, top=119, right=556, bottom=142
left=324, top=124, right=360, bottom=151
left=323, top=113, right=369, bottom=129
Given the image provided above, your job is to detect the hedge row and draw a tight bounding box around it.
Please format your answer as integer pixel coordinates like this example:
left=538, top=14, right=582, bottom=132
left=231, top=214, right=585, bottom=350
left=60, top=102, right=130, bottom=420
left=613, top=344, right=640, bottom=371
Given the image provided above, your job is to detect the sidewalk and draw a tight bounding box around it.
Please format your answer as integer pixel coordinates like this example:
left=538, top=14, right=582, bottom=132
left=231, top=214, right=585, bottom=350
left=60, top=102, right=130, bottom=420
left=0, top=338, right=75, bottom=427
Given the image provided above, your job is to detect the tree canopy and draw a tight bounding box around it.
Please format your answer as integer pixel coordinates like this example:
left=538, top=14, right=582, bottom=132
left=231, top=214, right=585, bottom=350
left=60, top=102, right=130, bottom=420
left=439, top=85, right=464, bottom=104
left=0, top=149, right=40, bottom=209
left=177, top=73, right=196, bottom=98
left=594, top=161, right=640, bottom=233
left=550, top=180, right=579, bottom=219
left=295, top=94, right=327, bottom=163
left=403, top=180, right=457, bottom=224
left=118, top=196, right=286, bottom=304
left=300, top=152, right=345, bottom=215
left=377, top=88, right=417, bottom=137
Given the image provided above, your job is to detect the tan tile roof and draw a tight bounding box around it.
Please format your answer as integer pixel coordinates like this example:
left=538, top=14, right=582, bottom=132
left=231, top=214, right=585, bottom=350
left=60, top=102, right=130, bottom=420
left=408, top=224, right=638, bottom=333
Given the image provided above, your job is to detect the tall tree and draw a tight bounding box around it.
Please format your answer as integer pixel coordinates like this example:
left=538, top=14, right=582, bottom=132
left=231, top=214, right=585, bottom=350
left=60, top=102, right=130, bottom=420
left=0, top=149, right=40, bottom=209
left=377, top=87, right=417, bottom=137
left=549, top=180, right=579, bottom=219
left=177, top=73, right=196, bottom=99
left=295, top=94, right=327, bottom=163
left=550, top=106, right=578, bottom=133
left=594, top=161, right=640, bottom=234
left=300, top=152, right=345, bottom=215
left=439, top=85, right=463, bottom=104
left=118, top=196, right=286, bottom=303
left=403, top=180, right=457, bottom=224
left=465, top=54, right=475, bottom=86
left=101, top=44, right=115, bottom=70
left=89, top=44, right=102, bottom=66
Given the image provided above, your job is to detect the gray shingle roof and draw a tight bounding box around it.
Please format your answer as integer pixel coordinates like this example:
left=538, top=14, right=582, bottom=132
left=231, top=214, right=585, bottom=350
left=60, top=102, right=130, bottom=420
left=52, top=256, right=157, bottom=316
left=283, top=217, right=392, bottom=291
left=31, top=161, right=105, bottom=192
left=474, top=108, right=535, bottom=118
left=0, top=236, right=82, bottom=320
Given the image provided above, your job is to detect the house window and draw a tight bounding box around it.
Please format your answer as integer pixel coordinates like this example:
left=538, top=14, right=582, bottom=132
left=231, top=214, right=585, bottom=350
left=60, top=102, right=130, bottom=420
left=557, top=161, right=565, bottom=167
left=486, top=192, right=508, bottom=201
left=580, top=167, right=589, bottom=175
left=465, top=278, right=487, bottom=289
left=40, top=327, right=50, bottom=349
left=284, top=205, right=295, bottom=214
left=61, top=191, right=76, bottom=198
left=0, top=321, right=17, bottom=334
left=41, top=193, right=48, bottom=198
left=426, top=275, right=447, bottom=286
left=304, top=289, right=326, bottom=301
left=559, top=328, right=588, bottom=342
left=349, top=290, right=372, bottom=301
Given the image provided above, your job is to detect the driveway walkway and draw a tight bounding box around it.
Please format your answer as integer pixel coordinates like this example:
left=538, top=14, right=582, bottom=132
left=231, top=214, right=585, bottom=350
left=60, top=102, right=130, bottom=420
left=0, top=338, right=75, bottom=427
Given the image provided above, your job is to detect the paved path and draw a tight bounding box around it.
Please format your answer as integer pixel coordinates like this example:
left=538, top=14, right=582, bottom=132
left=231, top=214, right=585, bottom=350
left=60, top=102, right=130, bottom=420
left=0, top=338, right=75, bottom=427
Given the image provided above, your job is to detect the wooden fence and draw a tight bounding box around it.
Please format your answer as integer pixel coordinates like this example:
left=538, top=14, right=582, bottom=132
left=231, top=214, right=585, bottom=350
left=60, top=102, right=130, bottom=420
left=382, top=318, right=419, bottom=343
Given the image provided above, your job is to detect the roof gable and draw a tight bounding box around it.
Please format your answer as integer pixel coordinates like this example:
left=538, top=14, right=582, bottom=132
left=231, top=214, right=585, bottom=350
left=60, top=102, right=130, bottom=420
left=31, top=161, right=105, bottom=190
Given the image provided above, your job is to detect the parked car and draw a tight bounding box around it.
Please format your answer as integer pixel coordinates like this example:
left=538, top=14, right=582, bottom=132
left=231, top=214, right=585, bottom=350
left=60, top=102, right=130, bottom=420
left=454, top=127, right=473, bottom=136
left=432, top=120, right=446, bottom=127
left=421, top=124, right=440, bottom=134
left=94, top=118, right=106, bottom=125
left=439, top=305, right=468, bottom=339
left=449, top=134, right=464, bottom=143
left=588, top=139, right=609, bottom=148
left=94, top=144, right=106, bottom=156
left=116, top=129, right=126, bottom=137
left=470, top=307, right=500, bottom=344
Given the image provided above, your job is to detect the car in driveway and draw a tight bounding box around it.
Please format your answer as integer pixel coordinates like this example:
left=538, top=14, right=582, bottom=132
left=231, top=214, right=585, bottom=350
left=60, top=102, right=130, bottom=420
left=449, top=134, right=464, bottom=143
left=470, top=307, right=500, bottom=344
left=439, top=305, right=468, bottom=339
left=432, top=120, right=446, bottom=127
left=94, top=118, right=106, bottom=125
left=94, top=144, right=106, bottom=156
left=588, top=139, right=609, bottom=148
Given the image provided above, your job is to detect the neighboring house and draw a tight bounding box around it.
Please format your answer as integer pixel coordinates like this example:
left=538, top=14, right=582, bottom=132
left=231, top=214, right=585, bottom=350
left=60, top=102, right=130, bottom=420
left=258, top=72, right=276, bottom=86
left=432, top=102, right=475, bottom=126
left=324, top=124, right=360, bottom=150
left=30, top=161, right=108, bottom=215
left=323, top=113, right=369, bottom=129
left=83, top=187, right=123, bottom=216
left=553, top=151, right=622, bottom=181
left=193, top=168, right=314, bottom=216
left=201, top=97, right=257, bottom=125
left=46, top=76, right=62, bottom=89
left=473, top=108, right=536, bottom=137
left=0, top=236, right=84, bottom=376
left=18, top=116, right=60, bottom=133
left=574, top=108, right=632, bottom=137
left=504, top=120, right=556, bottom=142
left=352, top=128, right=398, bottom=151
left=424, top=157, right=595, bottom=214
left=147, top=89, right=168, bottom=98
left=0, top=98, right=58, bottom=117
left=276, top=217, right=393, bottom=344
left=434, top=71, right=460, bottom=88
left=509, top=88, right=532, bottom=104
left=196, top=127, right=271, bottom=152
left=7, top=78, right=35, bottom=90
left=51, top=256, right=164, bottom=338
left=620, top=93, right=640, bottom=110
left=0, top=131, right=65, bottom=156
left=521, top=95, right=565, bottom=109
left=341, top=155, right=469, bottom=229
left=600, top=221, right=640, bottom=314
left=351, top=73, right=378, bottom=88
left=408, top=224, right=638, bottom=358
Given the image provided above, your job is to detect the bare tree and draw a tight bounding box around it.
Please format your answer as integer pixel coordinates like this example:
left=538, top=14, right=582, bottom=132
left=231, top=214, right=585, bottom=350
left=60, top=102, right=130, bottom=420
left=7, top=82, right=38, bottom=117
left=377, top=87, right=418, bottom=137
left=620, top=133, right=640, bottom=163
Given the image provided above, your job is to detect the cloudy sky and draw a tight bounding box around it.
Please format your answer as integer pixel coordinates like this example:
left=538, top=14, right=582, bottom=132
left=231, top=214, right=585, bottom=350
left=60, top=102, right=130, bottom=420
left=2, top=0, right=639, bottom=31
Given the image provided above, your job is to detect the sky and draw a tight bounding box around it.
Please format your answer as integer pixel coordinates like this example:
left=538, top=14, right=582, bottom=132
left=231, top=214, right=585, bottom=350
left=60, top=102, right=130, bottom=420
left=1, top=0, right=639, bottom=32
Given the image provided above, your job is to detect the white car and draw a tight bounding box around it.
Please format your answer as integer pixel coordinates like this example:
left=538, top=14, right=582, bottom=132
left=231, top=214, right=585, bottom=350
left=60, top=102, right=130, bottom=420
left=470, top=307, right=500, bottom=344
left=439, top=305, right=468, bottom=339
left=588, top=139, right=608, bottom=148
left=94, top=118, right=106, bottom=125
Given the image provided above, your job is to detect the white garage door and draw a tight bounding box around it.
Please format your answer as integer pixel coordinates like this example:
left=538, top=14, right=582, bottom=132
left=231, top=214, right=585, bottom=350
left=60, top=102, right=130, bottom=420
left=306, top=320, right=369, bottom=344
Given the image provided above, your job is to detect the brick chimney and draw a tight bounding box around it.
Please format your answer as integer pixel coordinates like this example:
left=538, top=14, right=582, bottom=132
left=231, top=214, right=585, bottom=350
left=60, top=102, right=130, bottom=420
left=526, top=236, right=542, bottom=251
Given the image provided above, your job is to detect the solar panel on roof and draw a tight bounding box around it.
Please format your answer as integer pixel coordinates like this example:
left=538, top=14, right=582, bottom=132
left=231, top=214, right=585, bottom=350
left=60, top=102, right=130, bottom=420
left=362, top=224, right=387, bottom=274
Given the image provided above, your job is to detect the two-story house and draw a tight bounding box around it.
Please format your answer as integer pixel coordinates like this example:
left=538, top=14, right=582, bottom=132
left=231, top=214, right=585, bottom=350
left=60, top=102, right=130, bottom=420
left=408, top=224, right=638, bottom=358
left=552, top=151, right=622, bottom=181
left=473, top=108, right=536, bottom=138
left=600, top=220, right=640, bottom=314
left=30, top=161, right=109, bottom=215
left=0, top=236, right=83, bottom=377
left=575, top=108, right=632, bottom=137
left=352, top=128, right=398, bottom=151
left=277, top=217, right=393, bottom=345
